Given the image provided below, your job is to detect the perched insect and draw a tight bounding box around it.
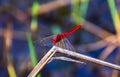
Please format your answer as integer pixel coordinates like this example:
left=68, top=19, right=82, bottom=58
left=52, top=24, right=83, bottom=44
left=35, top=24, right=82, bottom=51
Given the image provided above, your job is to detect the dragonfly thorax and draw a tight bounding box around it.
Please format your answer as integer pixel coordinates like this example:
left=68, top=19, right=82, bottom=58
left=52, top=34, right=67, bottom=44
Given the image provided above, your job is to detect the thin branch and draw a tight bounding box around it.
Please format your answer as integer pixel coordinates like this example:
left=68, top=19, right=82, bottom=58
left=56, top=46, right=120, bottom=70
left=28, top=46, right=120, bottom=77
left=77, top=35, right=118, bottom=52
left=99, top=45, right=116, bottom=60
left=28, top=46, right=57, bottom=77
left=49, top=56, right=85, bottom=64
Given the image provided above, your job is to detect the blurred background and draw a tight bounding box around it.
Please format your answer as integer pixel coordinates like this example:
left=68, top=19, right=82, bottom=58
left=0, top=0, right=120, bottom=77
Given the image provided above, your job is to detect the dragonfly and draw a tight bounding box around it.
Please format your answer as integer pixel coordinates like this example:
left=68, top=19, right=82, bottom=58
left=35, top=24, right=82, bottom=50
left=35, top=24, right=85, bottom=63
left=52, top=24, right=82, bottom=50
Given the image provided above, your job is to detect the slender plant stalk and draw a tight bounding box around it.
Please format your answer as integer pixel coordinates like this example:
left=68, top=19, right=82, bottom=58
left=72, top=0, right=89, bottom=24
left=27, top=32, right=41, bottom=77
left=56, top=46, right=120, bottom=70
left=108, top=0, right=120, bottom=76
left=5, top=22, right=17, bottom=77
left=108, top=0, right=120, bottom=43
left=29, top=1, right=42, bottom=77
left=28, top=46, right=120, bottom=77
left=28, top=46, right=57, bottom=77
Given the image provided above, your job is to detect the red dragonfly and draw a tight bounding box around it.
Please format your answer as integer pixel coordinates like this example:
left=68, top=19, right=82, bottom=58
left=36, top=24, right=83, bottom=51
left=52, top=24, right=82, bottom=44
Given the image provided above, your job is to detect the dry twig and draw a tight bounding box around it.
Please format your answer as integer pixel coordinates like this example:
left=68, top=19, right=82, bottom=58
left=28, top=46, right=120, bottom=77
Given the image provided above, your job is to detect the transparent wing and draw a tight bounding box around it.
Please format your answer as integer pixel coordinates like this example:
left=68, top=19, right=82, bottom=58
left=35, top=34, right=75, bottom=52
left=34, top=35, right=56, bottom=58
left=55, top=38, right=75, bottom=52
left=34, top=35, right=56, bottom=46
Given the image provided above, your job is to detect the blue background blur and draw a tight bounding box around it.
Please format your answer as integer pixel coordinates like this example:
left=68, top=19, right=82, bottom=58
left=0, top=0, right=120, bottom=77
